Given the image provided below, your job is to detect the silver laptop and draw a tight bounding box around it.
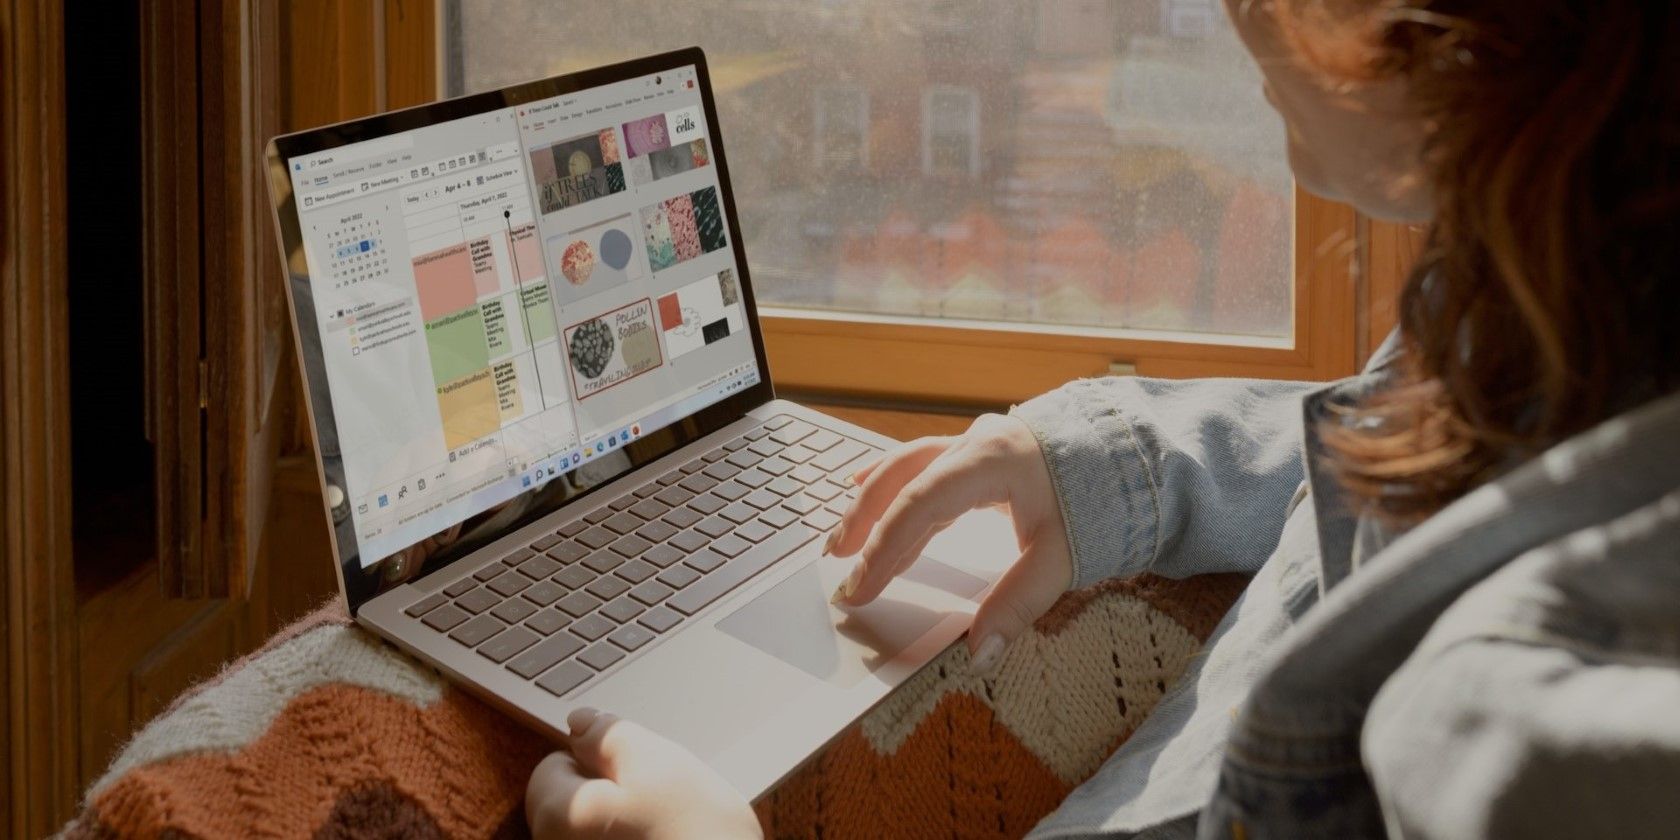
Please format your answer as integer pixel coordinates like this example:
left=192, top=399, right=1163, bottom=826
left=265, top=46, right=1014, bottom=798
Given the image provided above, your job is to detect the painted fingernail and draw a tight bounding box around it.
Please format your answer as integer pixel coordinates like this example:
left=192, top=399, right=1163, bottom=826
left=567, top=706, right=599, bottom=733
left=829, top=565, right=860, bottom=604
left=968, top=634, right=1006, bottom=675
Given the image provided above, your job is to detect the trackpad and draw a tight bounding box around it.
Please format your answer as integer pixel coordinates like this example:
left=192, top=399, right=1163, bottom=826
left=717, top=555, right=984, bottom=688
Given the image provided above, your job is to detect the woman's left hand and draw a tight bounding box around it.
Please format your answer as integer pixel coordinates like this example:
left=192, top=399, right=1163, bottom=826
left=526, top=708, right=761, bottom=840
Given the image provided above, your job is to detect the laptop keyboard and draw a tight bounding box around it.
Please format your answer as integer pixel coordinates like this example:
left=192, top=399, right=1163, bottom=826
left=401, top=415, right=880, bottom=699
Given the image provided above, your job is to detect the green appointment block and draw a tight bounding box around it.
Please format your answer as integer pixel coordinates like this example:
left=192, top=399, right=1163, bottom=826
left=424, top=305, right=491, bottom=387
left=520, top=282, right=557, bottom=343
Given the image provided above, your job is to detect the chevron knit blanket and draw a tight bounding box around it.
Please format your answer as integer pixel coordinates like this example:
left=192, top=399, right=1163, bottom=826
left=63, top=573, right=1243, bottom=839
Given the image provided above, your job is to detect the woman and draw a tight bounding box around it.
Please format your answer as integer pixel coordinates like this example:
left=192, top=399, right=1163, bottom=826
left=527, top=0, right=1680, bottom=836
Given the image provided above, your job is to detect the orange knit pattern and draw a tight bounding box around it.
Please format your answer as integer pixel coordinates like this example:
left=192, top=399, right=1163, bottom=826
left=64, top=574, right=1243, bottom=839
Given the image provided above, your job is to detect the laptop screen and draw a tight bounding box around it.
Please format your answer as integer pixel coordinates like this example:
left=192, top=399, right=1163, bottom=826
left=270, top=50, right=772, bottom=609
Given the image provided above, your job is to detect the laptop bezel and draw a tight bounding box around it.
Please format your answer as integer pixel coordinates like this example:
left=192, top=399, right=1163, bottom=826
left=263, top=46, right=776, bottom=614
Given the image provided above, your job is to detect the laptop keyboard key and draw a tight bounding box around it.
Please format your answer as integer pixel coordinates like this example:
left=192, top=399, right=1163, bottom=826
left=758, top=458, right=793, bottom=477
left=504, top=547, right=538, bottom=564
left=678, top=473, right=717, bottom=495
left=455, top=587, right=500, bottom=614
left=744, top=489, right=781, bottom=510
left=726, top=449, right=762, bottom=469
left=780, top=445, right=817, bottom=464
left=697, top=486, right=738, bottom=507
left=635, top=519, right=677, bottom=543
left=579, top=642, right=626, bottom=671
left=759, top=506, right=800, bottom=530
left=770, top=422, right=815, bottom=446
left=657, top=469, right=685, bottom=486
left=789, top=464, right=826, bottom=485
left=702, top=462, right=740, bottom=481
left=615, top=560, right=657, bottom=584
left=570, top=613, right=615, bottom=642
left=736, top=469, right=772, bottom=489
left=547, top=542, right=588, bottom=564
left=600, top=596, right=645, bottom=624
left=577, top=526, right=617, bottom=549
left=584, top=508, right=616, bottom=525
left=747, top=438, right=781, bottom=458
left=657, top=565, right=701, bottom=589
left=813, top=441, right=871, bottom=473
left=721, top=502, right=758, bottom=525
left=686, top=549, right=727, bottom=573
left=478, top=626, right=539, bottom=663
left=582, top=552, right=624, bottom=573
left=558, top=520, right=589, bottom=538
left=604, top=512, right=643, bottom=535
left=630, top=499, right=670, bottom=520
left=443, top=576, right=478, bottom=597
left=585, top=576, right=630, bottom=601
left=487, top=571, right=532, bottom=597
left=530, top=533, right=563, bottom=551
left=701, top=447, right=729, bottom=463
left=639, top=606, right=683, bottom=633
left=668, top=525, right=819, bottom=616
left=808, top=510, right=843, bottom=531
left=508, top=632, right=584, bottom=679
left=421, top=603, right=469, bottom=632
left=722, top=436, right=751, bottom=452
left=405, top=593, right=447, bottom=617
left=643, top=543, right=686, bottom=568
left=492, top=598, right=537, bottom=625
left=609, top=624, right=655, bottom=652
left=558, top=591, right=603, bottom=618
left=709, top=534, right=752, bottom=558
left=668, top=530, right=710, bottom=554
left=609, top=494, right=639, bottom=512
left=736, top=520, right=775, bottom=543
left=784, top=494, right=822, bottom=514
left=473, top=563, right=505, bottom=581
left=679, top=457, right=707, bottom=474
left=517, top=555, right=562, bottom=580
left=450, top=614, right=506, bottom=647
left=536, top=660, right=594, bottom=697
left=555, top=564, right=596, bottom=589
left=609, top=534, right=653, bottom=557
left=524, top=608, right=570, bottom=636
left=696, top=516, right=734, bottom=538
left=523, top=580, right=566, bottom=606
left=630, top=580, right=674, bottom=605
left=663, top=506, right=703, bottom=529
left=807, top=482, right=843, bottom=502
left=802, top=430, right=842, bottom=452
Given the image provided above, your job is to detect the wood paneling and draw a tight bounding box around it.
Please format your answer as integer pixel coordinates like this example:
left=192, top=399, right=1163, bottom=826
left=2, top=0, right=79, bottom=832
left=1363, top=219, right=1426, bottom=365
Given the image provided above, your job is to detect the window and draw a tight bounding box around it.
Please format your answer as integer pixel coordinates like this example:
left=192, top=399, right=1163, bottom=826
left=813, top=86, right=869, bottom=172
left=444, top=1, right=1350, bottom=402
left=921, top=87, right=978, bottom=179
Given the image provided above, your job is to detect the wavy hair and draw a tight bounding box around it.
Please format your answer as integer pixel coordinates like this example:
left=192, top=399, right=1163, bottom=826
left=1269, top=0, right=1680, bottom=520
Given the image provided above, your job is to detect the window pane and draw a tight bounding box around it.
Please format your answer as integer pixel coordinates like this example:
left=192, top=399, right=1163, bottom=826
left=445, top=0, right=1293, bottom=340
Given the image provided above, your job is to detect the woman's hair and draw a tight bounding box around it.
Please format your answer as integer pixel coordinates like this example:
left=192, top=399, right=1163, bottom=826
left=1270, top=0, right=1680, bottom=521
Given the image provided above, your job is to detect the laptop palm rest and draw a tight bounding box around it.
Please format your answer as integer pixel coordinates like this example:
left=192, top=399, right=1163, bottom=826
left=717, top=554, right=986, bottom=688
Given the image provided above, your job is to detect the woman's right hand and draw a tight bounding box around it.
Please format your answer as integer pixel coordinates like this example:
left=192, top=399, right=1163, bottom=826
left=826, top=413, right=1073, bottom=674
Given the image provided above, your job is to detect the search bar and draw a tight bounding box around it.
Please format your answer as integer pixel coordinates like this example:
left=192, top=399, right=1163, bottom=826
left=297, top=133, right=416, bottom=172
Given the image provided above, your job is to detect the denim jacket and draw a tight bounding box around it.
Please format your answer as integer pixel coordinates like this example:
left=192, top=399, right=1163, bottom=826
left=1010, top=337, right=1680, bottom=839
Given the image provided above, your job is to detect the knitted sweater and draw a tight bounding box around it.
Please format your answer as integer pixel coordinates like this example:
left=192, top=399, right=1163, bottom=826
left=63, top=573, right=1243, bottom=839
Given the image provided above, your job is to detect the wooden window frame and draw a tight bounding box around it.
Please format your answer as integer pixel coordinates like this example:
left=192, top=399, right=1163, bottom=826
left=394, top=5, right=1408, bottom=412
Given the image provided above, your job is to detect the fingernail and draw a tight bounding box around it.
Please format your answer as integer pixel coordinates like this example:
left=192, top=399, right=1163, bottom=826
left=568, top=706, right=599, bottom=733
left=821, top=525, right=843, bottom=556
left=829, top=565, right=860, bottom=604
left=968, top=634, right=1006, bottom=675
left=849, top=470, right=865, bottom=485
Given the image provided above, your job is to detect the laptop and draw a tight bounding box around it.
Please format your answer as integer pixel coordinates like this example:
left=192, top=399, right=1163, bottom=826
left=264, top=46, right=1015, bottom=799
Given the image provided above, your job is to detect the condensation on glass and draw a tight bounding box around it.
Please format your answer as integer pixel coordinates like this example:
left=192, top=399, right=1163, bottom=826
left=444, top=0, right=1293, bottom=340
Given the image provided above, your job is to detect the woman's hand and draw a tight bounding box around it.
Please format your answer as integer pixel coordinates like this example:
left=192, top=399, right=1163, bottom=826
left=826, top=413, right=1072, bottom=673
left=527, top=708, right=761, bottom=840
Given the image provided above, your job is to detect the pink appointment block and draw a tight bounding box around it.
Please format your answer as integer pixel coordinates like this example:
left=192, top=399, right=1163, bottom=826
left=412, top=242, right=476, bottom=321
left=507, top=224, right=544, bottom=282
left=469, top=236, right=500, bottom=297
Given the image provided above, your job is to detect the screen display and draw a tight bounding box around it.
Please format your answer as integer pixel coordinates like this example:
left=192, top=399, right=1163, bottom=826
left=274, top=54, right=768, bottom=607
